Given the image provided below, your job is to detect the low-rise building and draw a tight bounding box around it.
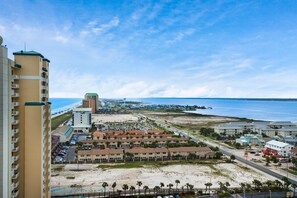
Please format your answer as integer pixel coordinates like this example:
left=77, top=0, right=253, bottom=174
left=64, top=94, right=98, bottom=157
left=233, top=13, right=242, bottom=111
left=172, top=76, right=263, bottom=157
left=264, top=140, right=294, bottom=157
left=72, top=108, right=92, bottom=133
left=168, top=147, right=214, bottom=159
left=52, top=125, right=73, bottom=142
left=236, top=134, right=265, bottom=146
left=92, top=131, right=105, bottom=140
left=77, top=147, right=214, bottom=162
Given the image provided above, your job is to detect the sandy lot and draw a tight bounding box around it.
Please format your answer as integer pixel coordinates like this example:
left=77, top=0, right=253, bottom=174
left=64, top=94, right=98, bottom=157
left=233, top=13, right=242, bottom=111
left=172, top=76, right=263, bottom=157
left=51, top=163, right=275, bottom=190
left=143, top=112, right=238, bottom=129
left=92, top=114, right=138, bottom=123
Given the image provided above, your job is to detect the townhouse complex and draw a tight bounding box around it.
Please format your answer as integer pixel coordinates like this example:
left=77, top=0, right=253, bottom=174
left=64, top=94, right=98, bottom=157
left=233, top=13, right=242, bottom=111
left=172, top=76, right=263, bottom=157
left=0, top=37, right=51, bottom=198
left=77, top=129, right=214, bottom=162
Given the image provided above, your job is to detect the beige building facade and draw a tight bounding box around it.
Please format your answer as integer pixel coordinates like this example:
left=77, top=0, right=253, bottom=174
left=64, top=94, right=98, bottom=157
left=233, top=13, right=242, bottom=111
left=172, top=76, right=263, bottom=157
left=0, top=36, right=51, bottom=198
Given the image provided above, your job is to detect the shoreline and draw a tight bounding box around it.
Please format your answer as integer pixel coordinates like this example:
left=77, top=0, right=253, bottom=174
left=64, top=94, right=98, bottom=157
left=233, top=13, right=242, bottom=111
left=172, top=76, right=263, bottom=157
left=51, top=103, right=81, bottom=118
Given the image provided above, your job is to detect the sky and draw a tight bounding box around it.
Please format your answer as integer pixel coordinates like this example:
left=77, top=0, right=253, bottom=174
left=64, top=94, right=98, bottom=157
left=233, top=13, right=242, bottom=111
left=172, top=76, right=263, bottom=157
left=1, top=0, right=297, bottom=98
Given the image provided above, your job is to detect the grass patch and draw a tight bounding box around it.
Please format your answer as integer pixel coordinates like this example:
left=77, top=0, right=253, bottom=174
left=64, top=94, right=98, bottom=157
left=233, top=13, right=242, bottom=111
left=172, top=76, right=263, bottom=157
left=51, top=111, right=72, bottom=130
left=97, top=160, right=220, bottom=169
left=208, top=164, right=234, bottom=180
left=288, top=169, right=297, bottom=176
left=52, top=165, right=64, bottom=172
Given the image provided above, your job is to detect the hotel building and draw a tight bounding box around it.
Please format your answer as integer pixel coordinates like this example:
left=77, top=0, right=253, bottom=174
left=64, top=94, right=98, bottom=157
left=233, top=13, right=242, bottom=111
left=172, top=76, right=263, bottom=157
left=0, top=36, right=51, bottom=198
left=72, top=108, right=92, bottom=133
left=82, top=93, right=99, bottom=113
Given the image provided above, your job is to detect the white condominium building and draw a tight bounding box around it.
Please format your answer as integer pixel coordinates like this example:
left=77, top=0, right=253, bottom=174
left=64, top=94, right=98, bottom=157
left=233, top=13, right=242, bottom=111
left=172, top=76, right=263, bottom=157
left=72, top=108, right=92, bottom=133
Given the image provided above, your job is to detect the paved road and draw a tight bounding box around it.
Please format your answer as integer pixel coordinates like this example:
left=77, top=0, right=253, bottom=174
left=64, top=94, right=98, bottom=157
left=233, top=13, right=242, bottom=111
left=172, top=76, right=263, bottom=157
left=64, top=147, right=76, bottom=162
left=142, top=114, right=297, bottom=184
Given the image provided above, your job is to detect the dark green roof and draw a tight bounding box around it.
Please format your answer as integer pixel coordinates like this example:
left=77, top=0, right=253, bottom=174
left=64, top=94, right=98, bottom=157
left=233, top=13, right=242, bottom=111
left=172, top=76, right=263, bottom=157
left=25, top=102, right=45, bottom=106
left=85, top=93, right=98, bottom=97
left=13, top=50, right=44, bottom=58
left=42, top=67, right=48, bottom=72
left=43, top=58, right=50, bottom=63
left=14, top=63, right=22, bottom=69
left=47, top=102, right=52, bottom=105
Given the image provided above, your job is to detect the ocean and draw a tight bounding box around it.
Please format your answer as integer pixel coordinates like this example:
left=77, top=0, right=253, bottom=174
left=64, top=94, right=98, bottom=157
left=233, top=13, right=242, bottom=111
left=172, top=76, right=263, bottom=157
left=51, top=97, right=297, bottom=121
left=49, top=98, right=82, bottom=114
left=130, top=98, right=297, bottom=122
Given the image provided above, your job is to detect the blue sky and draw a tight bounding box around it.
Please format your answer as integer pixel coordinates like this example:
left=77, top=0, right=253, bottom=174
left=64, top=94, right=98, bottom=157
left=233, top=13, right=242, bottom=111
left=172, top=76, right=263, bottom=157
left=1, top=0, right=297, bottom=98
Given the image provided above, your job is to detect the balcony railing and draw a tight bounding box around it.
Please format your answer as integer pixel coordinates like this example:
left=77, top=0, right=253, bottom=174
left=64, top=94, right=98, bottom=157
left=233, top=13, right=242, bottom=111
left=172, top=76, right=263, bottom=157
left=11, top=155, right=19, bottom=164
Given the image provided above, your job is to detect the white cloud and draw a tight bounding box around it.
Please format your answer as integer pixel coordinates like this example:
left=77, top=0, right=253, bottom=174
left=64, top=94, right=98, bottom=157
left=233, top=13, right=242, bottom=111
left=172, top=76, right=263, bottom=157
left=54, top=35, right=68, bottom=44
left=92, top=17, right=120, bottom=35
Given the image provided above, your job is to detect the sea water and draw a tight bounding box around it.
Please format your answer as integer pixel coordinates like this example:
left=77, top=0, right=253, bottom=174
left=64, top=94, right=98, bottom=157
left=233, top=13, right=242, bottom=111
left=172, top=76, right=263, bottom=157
left=49, top=98, right=82, bottom=114
left=130, top=98, right=297, bottom=122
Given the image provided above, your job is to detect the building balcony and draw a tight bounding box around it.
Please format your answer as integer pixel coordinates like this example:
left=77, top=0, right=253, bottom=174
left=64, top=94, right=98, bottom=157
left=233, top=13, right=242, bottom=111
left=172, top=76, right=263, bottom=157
left=11, top=155, right=19, bottom=164
left=12, top=102, right=19, bottom=107
left=12, top=111, right=19, bottom=116
left=11, top=119, right=19, bottom=125
left=14, top=75, right=20, bottom=80
left=12, top=84, right=19, bottom=89
left=11, top=181, right=19, bottom=190
left=11, top=128, right=20, bottom=136
left=12, top=189, right=19, bottom=198
left=12, top=172, right=19, bottom=180
left=11, top=92, right=20, bottom=98
left=12, top=137, right=19, bottom=144
left=12, top=164, right=19, bottom=171
left=12, top=146, right=19, bottom=153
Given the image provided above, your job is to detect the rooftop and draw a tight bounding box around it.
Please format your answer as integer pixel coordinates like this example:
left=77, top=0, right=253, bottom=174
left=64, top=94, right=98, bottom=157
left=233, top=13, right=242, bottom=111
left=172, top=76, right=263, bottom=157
left=73, top=108, right=92, bottom=112
left=13, top=50, right=44, bottom=58
left=85, top=93, right=99, bottom=97
left=266, top=140, right=292, bottom=147
left=168, top=147, right=213, bottom=153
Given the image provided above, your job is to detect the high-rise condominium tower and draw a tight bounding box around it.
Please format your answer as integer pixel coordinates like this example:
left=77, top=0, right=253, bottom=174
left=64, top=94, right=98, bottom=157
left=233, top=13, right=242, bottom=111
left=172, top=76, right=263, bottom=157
left=0, top=36, right=51, bottom=198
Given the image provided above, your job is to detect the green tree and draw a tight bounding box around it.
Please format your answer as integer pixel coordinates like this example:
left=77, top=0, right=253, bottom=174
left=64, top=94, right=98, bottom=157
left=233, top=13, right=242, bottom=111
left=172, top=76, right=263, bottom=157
left=230, top=155, right=236, bottom=162
left=252, top=179, right=262, bottom=190
left=292, top=183, right=297, bottom=197
left=282, top=177, right=291, bottom=189
left=266, top=156, right=270, bottom=166
left=160, top=182, right=164, bottom=191
left=215, top=151, right=223, bottom=159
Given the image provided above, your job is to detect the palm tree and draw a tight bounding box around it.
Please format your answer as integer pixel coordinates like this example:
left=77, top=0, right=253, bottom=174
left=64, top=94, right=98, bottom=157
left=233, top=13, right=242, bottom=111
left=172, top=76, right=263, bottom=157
left=274, top=180, right=283, bottom=189
left=160, top=182, right=164, bottom=193
left=185, top=183, right=190, bottom=191
left=102, top=182, right=108, bottom=197
left=205, top=182, right=212, bottom=193
left=143, top=185, right=149, bottom=195
left=240, top=182, right=246, bottom=192
left=137, top=181, right=142, bottom=195
left=175, top=180, right=180, bottom=191
left=122, top=184, right=129, bottom=196
left=292, top=183, right=297, bottom=197
left=112, top=182, right=116, bottom=196
left=218, top=181, right=225, bottom=191
left=154, top=186, right=160, bottom=195
left=130, top=185, right=136, bottom=195
left=168, top=183, right=174, bottom=193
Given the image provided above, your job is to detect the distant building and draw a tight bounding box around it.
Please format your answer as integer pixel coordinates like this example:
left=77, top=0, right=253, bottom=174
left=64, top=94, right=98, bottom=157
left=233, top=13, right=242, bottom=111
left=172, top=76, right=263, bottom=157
left=82, top=93, right=99, bottom=113
left=72, top=108, right=92, bottom=133
left=214, top=121, right=297, bottom=137
left=264, top=140, right=294, bottom=157
left=52, top=125, right=73, bottom=142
